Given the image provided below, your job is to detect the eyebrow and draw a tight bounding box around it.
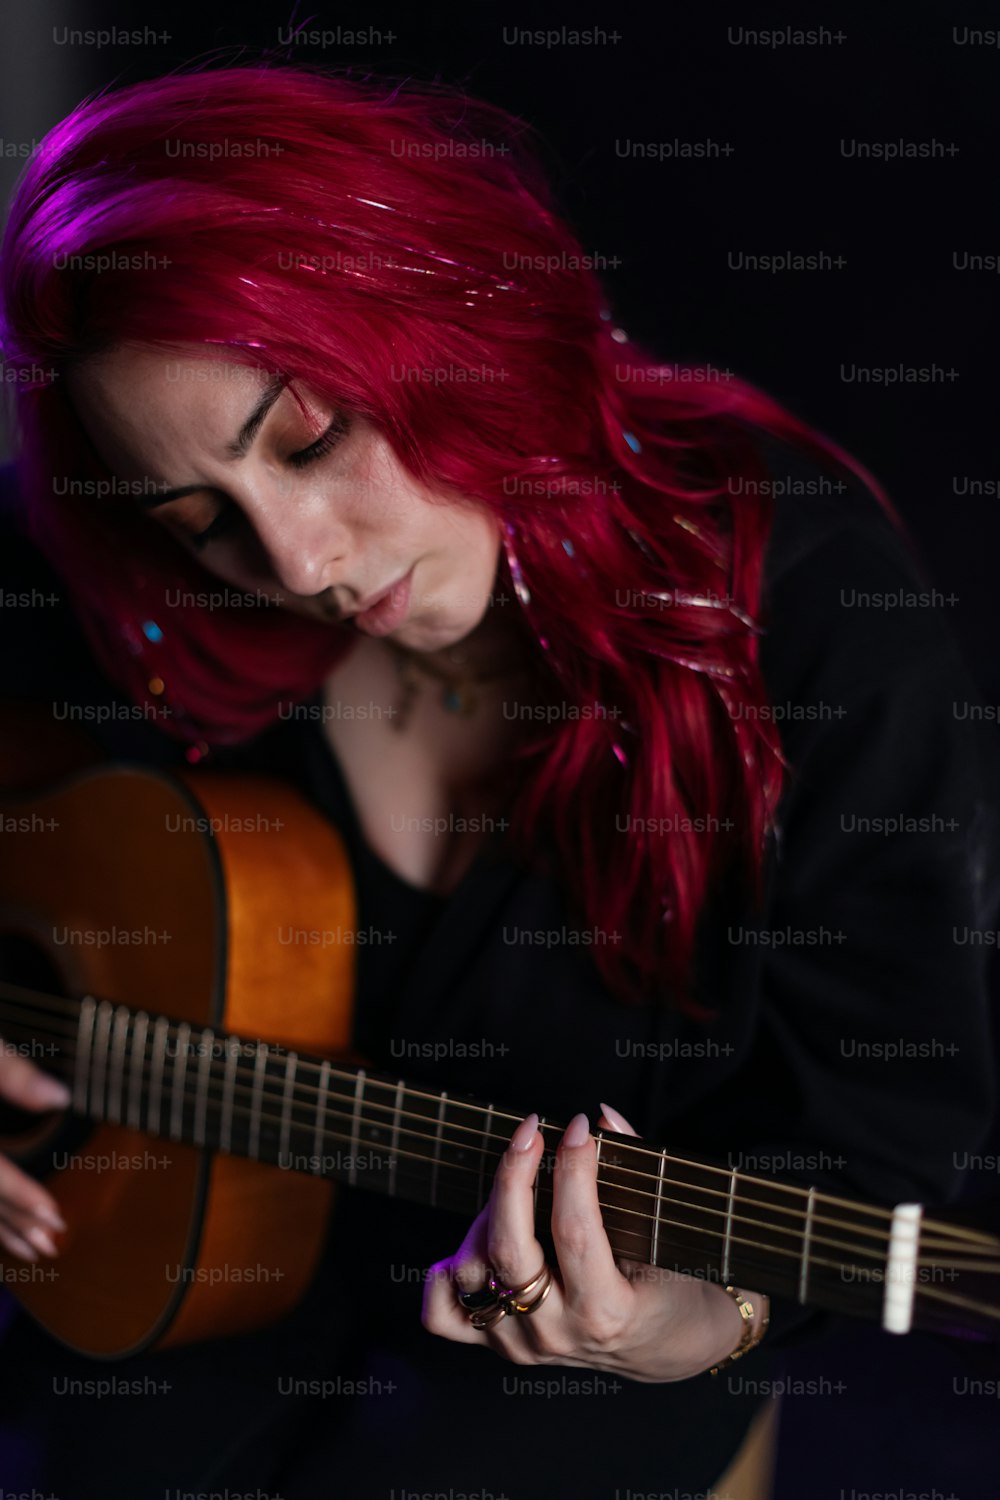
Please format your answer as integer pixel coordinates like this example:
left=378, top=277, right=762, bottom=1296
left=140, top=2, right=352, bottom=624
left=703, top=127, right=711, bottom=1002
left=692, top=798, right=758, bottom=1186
left=138, top=373, right=290, bottom=509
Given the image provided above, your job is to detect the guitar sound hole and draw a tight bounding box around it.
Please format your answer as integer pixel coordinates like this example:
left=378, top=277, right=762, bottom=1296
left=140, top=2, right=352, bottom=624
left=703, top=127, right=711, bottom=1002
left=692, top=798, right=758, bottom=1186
left=0, top=930, right=64, bottom=992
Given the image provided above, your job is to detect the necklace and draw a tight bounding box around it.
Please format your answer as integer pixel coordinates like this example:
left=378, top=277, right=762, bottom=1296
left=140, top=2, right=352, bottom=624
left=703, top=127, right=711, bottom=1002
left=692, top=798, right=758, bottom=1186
left=384, top=639, right=530, bottom=731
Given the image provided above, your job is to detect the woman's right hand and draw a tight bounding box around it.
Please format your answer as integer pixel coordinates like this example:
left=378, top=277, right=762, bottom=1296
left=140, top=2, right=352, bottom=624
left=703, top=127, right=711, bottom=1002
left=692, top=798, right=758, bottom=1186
left=0, top=1047, right=71, bottom=1260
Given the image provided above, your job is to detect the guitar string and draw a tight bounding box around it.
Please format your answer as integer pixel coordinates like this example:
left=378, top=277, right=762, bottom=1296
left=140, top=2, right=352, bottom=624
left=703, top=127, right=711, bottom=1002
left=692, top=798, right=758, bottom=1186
left=7, top=1041, right=1000, bottom=1310
left=0, top=986, right=927, bottom=1234
left=10, top=985, right=894, bottom=1222
left=1, top=1042, right=902, bottom=1271
left=1, top=1001, right=996, bottom=1279
left=0, top=993, right=919, bottom=1246
left=0, top=983, right=956, bottom=1239
left=5, top=1041, right=1000, bottom=1326
left=8, top=983, right=986, bottom=1249
left=0, top=990, right=991, bottom=1254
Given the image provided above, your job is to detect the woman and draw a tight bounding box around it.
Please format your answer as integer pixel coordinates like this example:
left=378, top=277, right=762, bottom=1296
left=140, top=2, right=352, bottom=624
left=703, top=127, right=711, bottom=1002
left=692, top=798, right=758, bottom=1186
left=0, top=61, right=993, bottom=1498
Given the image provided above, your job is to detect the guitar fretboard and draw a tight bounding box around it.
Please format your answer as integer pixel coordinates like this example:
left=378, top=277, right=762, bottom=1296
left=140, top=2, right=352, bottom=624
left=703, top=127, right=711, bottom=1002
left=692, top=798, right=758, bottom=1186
left=3, top=983, right=999, bottom=1339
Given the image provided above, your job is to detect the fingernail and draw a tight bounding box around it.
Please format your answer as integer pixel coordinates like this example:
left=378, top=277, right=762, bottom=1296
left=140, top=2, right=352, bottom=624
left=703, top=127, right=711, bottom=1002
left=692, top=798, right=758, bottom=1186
left=25, top=1225, right=58, bottom=1257
left=562, top=1112, right=591, bottom=1148
left=508, top=1112, right=539, bottom=1152
left=36, top=1205, right=67, bottom=1233
left=599, top=1101, right=634, bottom=1134
left=34, top=1077, right=72, bottom=1109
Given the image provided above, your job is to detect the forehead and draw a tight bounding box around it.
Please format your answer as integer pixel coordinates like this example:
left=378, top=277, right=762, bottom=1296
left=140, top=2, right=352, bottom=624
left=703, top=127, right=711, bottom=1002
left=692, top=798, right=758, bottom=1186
left=65, top=344, right=271, bottom=477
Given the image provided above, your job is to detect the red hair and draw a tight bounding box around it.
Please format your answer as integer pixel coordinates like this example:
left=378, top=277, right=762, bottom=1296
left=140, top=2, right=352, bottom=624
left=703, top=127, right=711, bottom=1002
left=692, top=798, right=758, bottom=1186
left=0, top=62, right=895, bottom=1011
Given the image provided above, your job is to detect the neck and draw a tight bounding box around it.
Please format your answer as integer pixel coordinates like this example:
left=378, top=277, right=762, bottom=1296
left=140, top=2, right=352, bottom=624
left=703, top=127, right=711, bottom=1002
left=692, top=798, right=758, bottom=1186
left=391, top=603, right=535, bottom=682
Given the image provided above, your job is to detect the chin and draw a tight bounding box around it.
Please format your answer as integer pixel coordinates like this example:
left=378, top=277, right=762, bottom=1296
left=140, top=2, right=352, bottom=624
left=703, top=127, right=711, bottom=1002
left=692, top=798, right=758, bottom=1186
left=392, top=613, right=481, bottom=652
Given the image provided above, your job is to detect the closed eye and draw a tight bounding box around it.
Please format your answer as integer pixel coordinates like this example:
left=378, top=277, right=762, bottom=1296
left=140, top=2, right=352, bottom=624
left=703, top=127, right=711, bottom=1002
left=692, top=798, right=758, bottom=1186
left=188, top=410, right=352, bottom=550
left=286, top=409, right=352, bottom=470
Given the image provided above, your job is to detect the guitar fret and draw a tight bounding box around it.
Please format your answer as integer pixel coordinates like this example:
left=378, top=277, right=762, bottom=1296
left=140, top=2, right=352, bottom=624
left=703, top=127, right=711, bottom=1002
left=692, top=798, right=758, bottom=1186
left=653, top=1149, right=667, bottom=1269
left=799, top=1185, right=816, bottom=1304
left=91, top=1000, right=113, bottom=1120
left=348, top=1069, right=365, bottom=1185
left=193, top=1028, right=214, bottom=1148
left=249, top=1044, right=268, bottom=1160
left=478, top=1103, right=495, bottom=1210
left=431, top=1091, right=447, bottom=1207
left=73, top=996, right=97, bottom=1114
left=220, top=1039, right=238, bottom=1153
left=388, top=1081, right=403, bottom=1197
left=126, top=1011, right=149, bottom=1131
left=280, top=1052, right=298, bottom=1161
left=312, top=1059, right=330, bottom=1164
left=169, top=1021, right=191, bottom=1140
left=721, top=1168, right=738, bottom=1284
left=147, top=1017, right=169, bottom=1136
left=106, top=1004, right=130, bottom=1125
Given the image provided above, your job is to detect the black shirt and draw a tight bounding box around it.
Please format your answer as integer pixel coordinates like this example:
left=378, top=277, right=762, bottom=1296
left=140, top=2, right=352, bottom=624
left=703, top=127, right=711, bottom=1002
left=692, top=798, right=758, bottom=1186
left=0, top=440, right=995, bottom=1498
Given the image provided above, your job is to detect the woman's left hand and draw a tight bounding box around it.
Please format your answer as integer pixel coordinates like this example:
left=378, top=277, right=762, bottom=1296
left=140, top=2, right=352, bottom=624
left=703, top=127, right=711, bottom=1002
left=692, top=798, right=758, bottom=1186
left=422, top=1104, right=765, bottom=1383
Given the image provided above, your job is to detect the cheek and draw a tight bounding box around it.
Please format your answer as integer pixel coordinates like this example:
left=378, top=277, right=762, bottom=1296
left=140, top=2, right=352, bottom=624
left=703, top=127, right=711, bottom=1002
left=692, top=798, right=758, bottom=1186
left=450, top=516, right=502, bottom=615
left=187, top=544, right=280, bottom=604
left=471, top=514, right=503, bottom=576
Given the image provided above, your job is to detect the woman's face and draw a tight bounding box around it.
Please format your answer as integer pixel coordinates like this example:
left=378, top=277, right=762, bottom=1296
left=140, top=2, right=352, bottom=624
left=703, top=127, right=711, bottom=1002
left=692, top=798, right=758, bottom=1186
left=65, top=343, right=503, bottom=652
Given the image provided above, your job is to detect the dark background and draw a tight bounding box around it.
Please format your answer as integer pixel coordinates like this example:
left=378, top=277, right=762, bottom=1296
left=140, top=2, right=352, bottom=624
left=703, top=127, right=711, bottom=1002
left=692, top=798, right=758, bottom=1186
left=2, top=3, right=998, bottom=1495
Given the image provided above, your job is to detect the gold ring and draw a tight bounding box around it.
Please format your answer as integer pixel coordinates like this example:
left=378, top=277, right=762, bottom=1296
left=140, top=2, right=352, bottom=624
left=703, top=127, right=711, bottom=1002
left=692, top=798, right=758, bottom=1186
left=460, top=1261, right=553, bottom=1328
left=488, top=1264, right=550, bottom=1312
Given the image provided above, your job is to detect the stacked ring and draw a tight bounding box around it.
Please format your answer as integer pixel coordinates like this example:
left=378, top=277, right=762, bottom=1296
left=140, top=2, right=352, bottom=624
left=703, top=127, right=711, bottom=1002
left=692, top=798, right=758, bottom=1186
left=458, top=1262, right=553, bottom=1329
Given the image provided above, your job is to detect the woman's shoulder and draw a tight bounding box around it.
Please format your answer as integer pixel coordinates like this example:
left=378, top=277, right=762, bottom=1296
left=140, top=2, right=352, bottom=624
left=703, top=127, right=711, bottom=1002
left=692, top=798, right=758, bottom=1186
left=755, top=431, right=917, bottom=592
left=750, top=433, right=965, bottom=703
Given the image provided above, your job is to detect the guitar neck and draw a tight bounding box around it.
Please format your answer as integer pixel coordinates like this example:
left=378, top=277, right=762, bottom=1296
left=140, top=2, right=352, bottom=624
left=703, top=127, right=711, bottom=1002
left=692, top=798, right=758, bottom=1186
left=6, top=987, right=1000, bottom=1340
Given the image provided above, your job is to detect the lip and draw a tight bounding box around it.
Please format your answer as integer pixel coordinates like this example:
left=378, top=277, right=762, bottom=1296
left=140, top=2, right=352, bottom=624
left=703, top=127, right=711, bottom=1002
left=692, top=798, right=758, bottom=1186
left=351, top=566, right=414, bottom=636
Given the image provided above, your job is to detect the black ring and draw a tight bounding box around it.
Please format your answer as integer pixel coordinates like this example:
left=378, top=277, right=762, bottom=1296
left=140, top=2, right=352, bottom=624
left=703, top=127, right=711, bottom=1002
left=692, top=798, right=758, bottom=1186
left=457, top=1283, right=499, bottom=1312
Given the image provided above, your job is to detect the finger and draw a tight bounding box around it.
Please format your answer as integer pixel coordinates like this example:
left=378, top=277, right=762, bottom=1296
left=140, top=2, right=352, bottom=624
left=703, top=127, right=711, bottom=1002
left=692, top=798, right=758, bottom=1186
left=0, top=1156, right=67, bottom=1237
left=0, top=1050, right=72, bottom=1113
left=0, top=1218, right=59, bottom=1256
left=484, top=1112, right=550, bottom=1291
left=422, top=1113, right=556, bottom=1348
left=422, top=1211, right=497, bottom=1347
left=551, top=1112, right=628, bottom=1313
left=446, top=1201, right=493, bottom=1294
left=0, top=1222, right=40, bottom=1262
left=597, top=1101, right=640, bottom=1136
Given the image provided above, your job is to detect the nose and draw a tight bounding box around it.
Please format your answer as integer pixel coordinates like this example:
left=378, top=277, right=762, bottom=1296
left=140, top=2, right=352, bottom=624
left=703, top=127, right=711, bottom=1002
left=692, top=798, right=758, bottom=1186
left=250, top=503, right=350, bottom=601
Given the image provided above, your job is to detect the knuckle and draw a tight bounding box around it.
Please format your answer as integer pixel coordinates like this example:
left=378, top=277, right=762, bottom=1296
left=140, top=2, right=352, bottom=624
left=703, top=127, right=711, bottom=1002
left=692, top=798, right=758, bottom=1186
left=486, top=1235, right=520, bottom=1280
left=582, top=1305, right=627, bottom=1349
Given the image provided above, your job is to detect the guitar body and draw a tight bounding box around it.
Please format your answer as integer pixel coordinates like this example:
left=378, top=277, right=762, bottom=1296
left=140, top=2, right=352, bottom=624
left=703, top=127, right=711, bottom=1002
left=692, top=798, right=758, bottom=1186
left=0, top=712, right=357, bottom=1357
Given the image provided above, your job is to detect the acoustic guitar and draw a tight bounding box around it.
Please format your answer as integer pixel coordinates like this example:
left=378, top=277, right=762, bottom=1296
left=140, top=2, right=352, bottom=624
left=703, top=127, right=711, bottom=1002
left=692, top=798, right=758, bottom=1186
left=0, top=715, right=997, bottom=1359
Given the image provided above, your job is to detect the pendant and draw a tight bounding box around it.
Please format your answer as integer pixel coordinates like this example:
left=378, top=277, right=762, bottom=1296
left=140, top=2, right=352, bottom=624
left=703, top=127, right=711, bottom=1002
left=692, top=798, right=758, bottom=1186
left=442, top=684, right=477, bottom=716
